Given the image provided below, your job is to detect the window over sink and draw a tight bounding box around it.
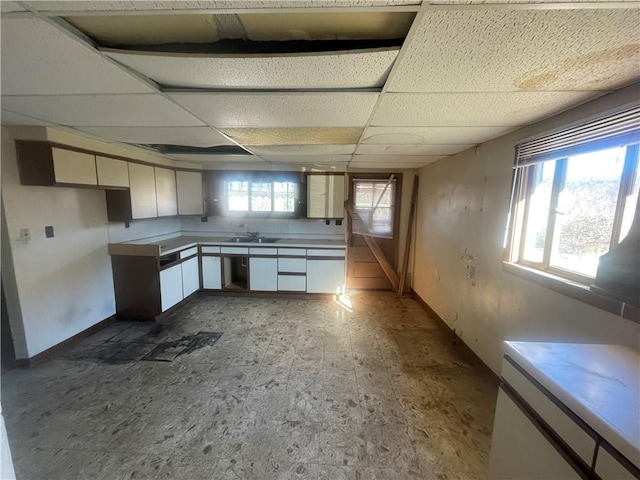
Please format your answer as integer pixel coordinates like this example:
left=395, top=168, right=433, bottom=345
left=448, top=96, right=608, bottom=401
left=208, top=171, right=305, bottom=218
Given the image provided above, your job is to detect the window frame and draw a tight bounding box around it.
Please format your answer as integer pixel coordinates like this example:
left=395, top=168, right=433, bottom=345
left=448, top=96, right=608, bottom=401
left=506, top=141, right=639, bottom=285
left=207, top=170, right=306, bottom=218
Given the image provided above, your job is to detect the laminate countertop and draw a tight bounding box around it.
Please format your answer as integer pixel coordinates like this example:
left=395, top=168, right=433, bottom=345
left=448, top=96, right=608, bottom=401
left=108, top=233, right=347, bottom=257
left=503, top=341, right=640, bottom=469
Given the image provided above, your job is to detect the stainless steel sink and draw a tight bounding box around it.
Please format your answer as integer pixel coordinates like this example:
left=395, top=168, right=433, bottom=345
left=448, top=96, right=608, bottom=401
left=226, top=237, right=254, bottom=243
left=255, top=237, right=278, bottom=243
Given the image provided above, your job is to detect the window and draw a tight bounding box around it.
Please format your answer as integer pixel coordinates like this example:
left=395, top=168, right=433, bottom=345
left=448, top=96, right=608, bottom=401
left=352, top=178, right=396, bottom=238
left=209, top=171, right=303, bottom=217
left=225, top=179, right=297, bottom=214
left=506, top=104, right=640, bottom=283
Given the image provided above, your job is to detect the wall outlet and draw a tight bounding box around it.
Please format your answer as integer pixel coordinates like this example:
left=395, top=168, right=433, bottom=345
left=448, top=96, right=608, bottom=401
left=45, top=225, right=54, bottom=238
left=19, top=228, right=30, bottom=241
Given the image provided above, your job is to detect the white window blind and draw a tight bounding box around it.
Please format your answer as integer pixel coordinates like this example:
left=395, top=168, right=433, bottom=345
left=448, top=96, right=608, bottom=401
left=515, top=104, right=640, bottom=167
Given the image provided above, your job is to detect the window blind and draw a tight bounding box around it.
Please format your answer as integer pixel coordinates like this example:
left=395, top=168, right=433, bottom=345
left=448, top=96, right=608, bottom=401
left=515, top=104, right=640, bottom=167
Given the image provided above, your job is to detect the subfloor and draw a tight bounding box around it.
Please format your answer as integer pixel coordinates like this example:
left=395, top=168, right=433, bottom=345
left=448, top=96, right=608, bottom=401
left=2, top=291, right=498, bottom=480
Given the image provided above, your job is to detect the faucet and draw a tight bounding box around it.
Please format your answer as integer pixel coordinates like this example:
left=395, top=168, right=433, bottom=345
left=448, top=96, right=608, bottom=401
left=247, top=231, right=260, bottom=239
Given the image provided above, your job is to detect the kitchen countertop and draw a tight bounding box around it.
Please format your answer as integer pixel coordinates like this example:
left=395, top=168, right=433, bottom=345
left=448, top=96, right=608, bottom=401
left=109, top=233, right=347, bottom=256
left=503, top=341, right=639, bottom=469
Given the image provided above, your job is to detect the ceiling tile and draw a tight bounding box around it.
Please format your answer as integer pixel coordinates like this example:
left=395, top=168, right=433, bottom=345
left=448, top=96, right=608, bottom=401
left=361, top=126, right=515, bottom=145
left=105, top=48, right=398, bottom=90
left=247, top=145, right=356, bottom=155
left=355, top=144, right=472, bottom=155
left=1, top=110, right=53, bottom=126
left=219, top=127, right=363, bottom=145
left=372, top=92, right=596, bottom=127
left=351, top=154, right=445, bottom=164
left=165, top=153, right=259, bottom=163
left=387, top=9, right=640, bottom=93
left=0, top=16, right=154, bottom=95
left=261, top=155, right=351, bottom=164
left=1, top=2, right=27, bottom=12
left=169, top=93, right=379, bottom=127
left=1, top=94, right=205, bottom=127
left=24, top=1, right=418, bottom=12
left=78, top=126, right=235, bottom=147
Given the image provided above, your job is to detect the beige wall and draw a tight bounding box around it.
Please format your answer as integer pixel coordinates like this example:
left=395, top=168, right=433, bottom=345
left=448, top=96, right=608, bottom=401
left=412, top=84, right=640, bottom=374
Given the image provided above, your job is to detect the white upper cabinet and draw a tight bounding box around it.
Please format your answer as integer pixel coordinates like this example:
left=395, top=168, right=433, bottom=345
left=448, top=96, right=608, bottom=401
left=128, top=163, right=158, bottom=219
left=307, top=174, right=345, bottom=219
left=51, top=148, right=97, bottom=185
left=154, top=167, right=178, bottom=217
left=176, top=170, right=203, bottom=215
left=96, top=156, right=129, bottom=188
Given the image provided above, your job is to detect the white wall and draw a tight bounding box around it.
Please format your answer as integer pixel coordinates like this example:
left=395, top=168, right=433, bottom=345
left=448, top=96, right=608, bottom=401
left=412, top=85, right=640, bottom=374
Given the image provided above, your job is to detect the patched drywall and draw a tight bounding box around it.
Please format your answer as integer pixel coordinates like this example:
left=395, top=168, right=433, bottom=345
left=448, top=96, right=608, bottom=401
left=412, top=84, right=640, bottom=374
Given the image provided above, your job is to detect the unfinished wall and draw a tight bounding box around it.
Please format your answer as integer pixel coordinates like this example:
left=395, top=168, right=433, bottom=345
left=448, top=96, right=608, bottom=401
left=412, top=85, right=640, bottom=374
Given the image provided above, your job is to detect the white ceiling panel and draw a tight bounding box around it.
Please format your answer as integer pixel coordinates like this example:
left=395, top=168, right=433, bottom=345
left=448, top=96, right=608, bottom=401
left=104, top=48, right=399, bottom=90
left=166, top=153, right=260, bottom=163
left=351, top=154, right=445, bottom=164
left=261, top=155, right=351, bottom=164
left=170, top=93, right=379, bottom=127
left=388, top=9, right=640, bottom=93
left=1, top=110, right=53, bottom=126
left=1, top=94, right=205, bottom=127
left=355, top=144, right=472, bottom=155
left=220, top=127, right=363, bottom=145
left=0, top=16, right=154, bottom=95
left=24, top=1, right=418, bottom=12
left=372, top=92, right=596, bottom=127
left=77, top=126, right=235, bottom=146
left=361, top=126, right=516, bottom=145
left=247, top=145, right=357, bottom=155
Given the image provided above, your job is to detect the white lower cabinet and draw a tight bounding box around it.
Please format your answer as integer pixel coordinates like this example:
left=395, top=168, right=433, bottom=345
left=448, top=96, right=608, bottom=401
left=181, top=257, right=199, bottom=298
left=306, top=259, right=345, bottom=293
left=160, top=264, right=183, bottom=312
left=249, top=257, right=278, bottom=291
left=278, top=274, right=306, bottom=292
left=489, top=388, right=582, bottom=480
left=202, top=256, right=222, bottom=290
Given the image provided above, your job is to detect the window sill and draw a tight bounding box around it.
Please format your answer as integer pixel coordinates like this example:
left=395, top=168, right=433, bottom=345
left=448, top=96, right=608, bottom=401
left=502, top=262, right=639, bottom=324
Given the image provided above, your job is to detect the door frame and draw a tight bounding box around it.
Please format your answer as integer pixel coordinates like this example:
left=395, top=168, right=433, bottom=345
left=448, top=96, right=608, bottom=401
left=347, top=173, right=403, bottom=288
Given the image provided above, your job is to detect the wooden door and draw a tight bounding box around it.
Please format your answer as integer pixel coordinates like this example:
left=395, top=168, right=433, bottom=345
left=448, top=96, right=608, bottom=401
left=347, top=174, right=401, bottom=290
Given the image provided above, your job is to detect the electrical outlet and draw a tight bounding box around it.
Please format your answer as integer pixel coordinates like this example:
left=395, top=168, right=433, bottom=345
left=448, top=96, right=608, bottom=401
left=19, top=228, right=30, bottom=241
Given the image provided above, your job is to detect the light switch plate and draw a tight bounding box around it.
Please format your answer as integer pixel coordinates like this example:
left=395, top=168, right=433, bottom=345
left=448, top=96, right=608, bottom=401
left=19, top=228, right=30, bottom=241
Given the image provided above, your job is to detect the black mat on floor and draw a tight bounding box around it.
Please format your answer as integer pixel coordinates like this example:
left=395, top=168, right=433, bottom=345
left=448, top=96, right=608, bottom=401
left=141, top=331, right=223, bottom=362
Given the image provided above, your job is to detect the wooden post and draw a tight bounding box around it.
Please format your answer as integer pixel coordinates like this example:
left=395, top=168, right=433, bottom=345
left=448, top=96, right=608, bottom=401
left=398, top=175, right=419, bottom=296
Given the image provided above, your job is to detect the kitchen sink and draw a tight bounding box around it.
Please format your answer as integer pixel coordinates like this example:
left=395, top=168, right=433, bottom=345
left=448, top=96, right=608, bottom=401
left=225, top=236, right=279, bottom=243
left=226, top=237, right=255, bottom=243
left=254, top=237, right=278, bottom=243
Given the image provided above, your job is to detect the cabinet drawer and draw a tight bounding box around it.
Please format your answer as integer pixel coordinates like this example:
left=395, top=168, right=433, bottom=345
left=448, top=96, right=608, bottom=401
left=221, top=247, right=249, bottom=255
left=179, top=247, right=198, bottom=259
left=278, top=257, right=306, bottom=273
left=278, top=275, right=306, bottom=292
left=307, top=248, right=345, bottom=258
left=201, top=246, right=221, bottom=254
left=249, top=248, right=278, bottom=256
left=502, top=359, right=596, bottom=465
left=278, top=248, right=306, bottom=256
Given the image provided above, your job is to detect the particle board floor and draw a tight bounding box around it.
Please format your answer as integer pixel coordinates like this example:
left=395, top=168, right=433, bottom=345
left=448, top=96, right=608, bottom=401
left=2, top=291, right=498, bottom=479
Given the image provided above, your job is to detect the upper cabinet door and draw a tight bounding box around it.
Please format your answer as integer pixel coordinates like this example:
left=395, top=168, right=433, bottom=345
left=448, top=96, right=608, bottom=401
left=155, top=167, right=178, bottom=217
left=51, top=148, right=97, bottom=186
left=128, top=163, right=158, bottom=219
left=96, top=156, right=129, bottom=188
left=307, top=174, right=345, bottom=219
left=176, top=171, right=203, bottom=215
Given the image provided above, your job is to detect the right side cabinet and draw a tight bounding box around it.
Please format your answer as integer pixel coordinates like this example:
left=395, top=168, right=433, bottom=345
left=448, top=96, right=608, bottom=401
left=306, top=249, right=346, bottom=294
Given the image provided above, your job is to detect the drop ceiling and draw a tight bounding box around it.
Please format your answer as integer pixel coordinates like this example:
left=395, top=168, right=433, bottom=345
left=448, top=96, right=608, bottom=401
left=1, top=1, right=639, bottom=170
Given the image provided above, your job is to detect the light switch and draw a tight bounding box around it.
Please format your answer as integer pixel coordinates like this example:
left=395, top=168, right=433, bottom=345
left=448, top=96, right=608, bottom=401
left=45, top=225, right=54, bottom=238
left=19, top=228, right=30, bottom=241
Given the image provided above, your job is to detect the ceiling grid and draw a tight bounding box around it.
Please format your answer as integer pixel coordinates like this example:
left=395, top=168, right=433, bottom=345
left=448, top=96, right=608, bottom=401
left=1, top=0, right=639, bottom=169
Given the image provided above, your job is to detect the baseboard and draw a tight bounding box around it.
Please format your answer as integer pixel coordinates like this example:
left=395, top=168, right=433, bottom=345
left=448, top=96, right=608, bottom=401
left=21, top=315, right=117, bottom=367
left=410, top=289, right=499, bottom=383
